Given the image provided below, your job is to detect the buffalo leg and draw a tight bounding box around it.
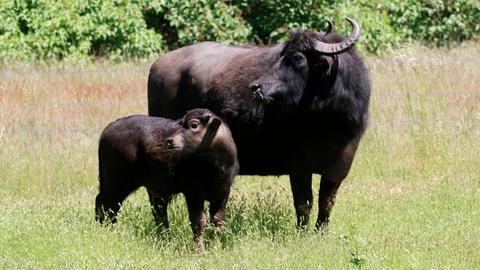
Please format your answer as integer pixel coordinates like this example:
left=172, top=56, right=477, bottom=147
left=95, top=190, right=130, bottom=224
left=315, top=177, right=341, bottom=230
left=208, top=191, right=230, bottom=249
left=185, top=195, right=207, bottom=251
left=316, top=138, right=359, bottom=229
left=147, top=189, right=171, bottom=232
left=96, top=164, right=137, bottom=224
left=209, top=191, right=230, bottom=231
left=289, top=171, right=313, bottom=228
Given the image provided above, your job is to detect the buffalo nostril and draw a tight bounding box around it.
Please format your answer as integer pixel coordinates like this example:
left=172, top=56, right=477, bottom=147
left=250, top=83, right=265, bottom=100
left=249, top=83, right=262, bottom=93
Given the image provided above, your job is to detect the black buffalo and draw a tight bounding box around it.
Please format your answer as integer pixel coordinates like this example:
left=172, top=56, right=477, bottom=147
left=148, top=18, right=371, bottom=229
left=96, top=109, right=238, bottom=250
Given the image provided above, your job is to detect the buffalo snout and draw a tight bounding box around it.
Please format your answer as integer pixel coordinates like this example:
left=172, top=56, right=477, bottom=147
left=165, top=137, right=175, bottom=149
left=250, top=82, right=276, bottom=103
left=249, top=82, right=262, bottom=93
left=165, top=131, right=185, bottom=151
left=249, top=82, right=264, bottom=100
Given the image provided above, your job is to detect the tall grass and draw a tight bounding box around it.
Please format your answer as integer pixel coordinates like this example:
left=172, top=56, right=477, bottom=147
left=0, top=44, right=479, bottom=269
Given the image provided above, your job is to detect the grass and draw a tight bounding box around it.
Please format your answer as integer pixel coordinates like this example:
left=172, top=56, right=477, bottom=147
left=1, top=44, right=479, bottom=269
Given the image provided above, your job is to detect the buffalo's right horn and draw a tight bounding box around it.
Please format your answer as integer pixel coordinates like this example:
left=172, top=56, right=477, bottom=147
left=314, top=18, right=360, bottom=54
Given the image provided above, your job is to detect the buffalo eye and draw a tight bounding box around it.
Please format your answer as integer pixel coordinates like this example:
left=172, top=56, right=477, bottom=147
left=189, top=121, right=199, bottom=130
left=293, top=54, right=304, bottom=63
left=288, top=53, right=306, bottom=70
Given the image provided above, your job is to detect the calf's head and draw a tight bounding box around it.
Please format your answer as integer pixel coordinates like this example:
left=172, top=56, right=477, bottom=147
left=165, top=109, right=226, bottom=155
left=250, top=18, right=360, bottom=105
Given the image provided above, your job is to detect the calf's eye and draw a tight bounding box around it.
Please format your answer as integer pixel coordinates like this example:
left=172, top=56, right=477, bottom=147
left=190, top=122, right=199, bottom=130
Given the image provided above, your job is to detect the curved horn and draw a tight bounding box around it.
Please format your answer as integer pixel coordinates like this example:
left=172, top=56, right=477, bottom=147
left=325, top=19, right=334, bottom=35
left=314, top=18, right=360, bottom=54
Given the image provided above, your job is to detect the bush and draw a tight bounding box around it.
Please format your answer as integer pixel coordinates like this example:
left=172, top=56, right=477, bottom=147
left=232, top=0, right=402, bottom=54
left=0, top=0, right=479, bottom=62
left=141, top=0, right=252, bottom=49
left=385, top=0, right=480, bottom=47
left=0, top=0, right=164, bottom=62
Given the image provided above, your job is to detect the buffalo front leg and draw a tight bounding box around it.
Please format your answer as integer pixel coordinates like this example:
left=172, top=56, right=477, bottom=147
left=315, top=176, right=341, bottom=230
left=147, top=189, right=171, bottom=232
left=209, top=191, right=230, bottom=248
left=185, top=195, right=207, bottom=251
left=289, top=170, right=313, bottom=228
left=209, top=191, right=230, bottom=232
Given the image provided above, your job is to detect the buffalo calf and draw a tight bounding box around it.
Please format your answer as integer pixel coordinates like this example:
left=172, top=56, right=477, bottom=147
left=95, top=108, right=238, bottom=250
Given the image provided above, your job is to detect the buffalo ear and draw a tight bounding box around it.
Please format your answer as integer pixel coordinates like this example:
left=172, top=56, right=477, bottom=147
left=317, top=55, right=334, bottom=76
left=202, top=117, right=222, bottom=145
left=209, top=117, right=222, bottom=133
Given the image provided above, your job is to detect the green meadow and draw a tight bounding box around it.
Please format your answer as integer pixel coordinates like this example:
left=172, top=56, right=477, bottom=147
left=1, top=44, right=479, bottom=269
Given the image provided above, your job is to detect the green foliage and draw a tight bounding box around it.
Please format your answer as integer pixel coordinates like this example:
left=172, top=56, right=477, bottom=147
left=0, top=0, right=164, bottom=62
left=328, top=1, right=402, bottom=55
left=231, top=0, right=327, bottom=43
left=231, top=0, right=402, bottom=54
left=232, top=0, right=479, bottom=54
left=0, top=0, right=479, bottom=62
left=385, top=0, right=480, bottom=47
left=231, top=0, right=401, bottom=54
left=141, top=0, right=251, bottom=48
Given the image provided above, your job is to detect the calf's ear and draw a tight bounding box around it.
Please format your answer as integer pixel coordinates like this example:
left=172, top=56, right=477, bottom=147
left=201, top=117, right=222, bottom=145
left=209, top=118, right=222, bottom=134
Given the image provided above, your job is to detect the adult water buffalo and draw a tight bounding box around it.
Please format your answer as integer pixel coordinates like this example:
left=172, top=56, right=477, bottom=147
left=148, top=18, right=371, bottom=229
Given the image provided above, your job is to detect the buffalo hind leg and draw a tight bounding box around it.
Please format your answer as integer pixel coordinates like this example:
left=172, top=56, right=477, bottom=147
left=95, top=191, right=130, bottom=224
left=147, top=189, right=171, bottom=232
left=315, top=176, right=341, bottom=230
left=315, top=137, right=360, bottom=230
left=289, top=170, right=313, bottom=228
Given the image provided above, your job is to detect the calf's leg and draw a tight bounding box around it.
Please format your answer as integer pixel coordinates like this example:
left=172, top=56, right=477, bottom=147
left=209, top=190, right=230, bottom=248
left=95, top=173, right=138, bottom=224
left=209, top=191, right=230, bottom=232
left=185, top=195, right=207, bottom=251
left=95, top=190, right=131, bottom=224
left=147, top=189, right=171, bottom=231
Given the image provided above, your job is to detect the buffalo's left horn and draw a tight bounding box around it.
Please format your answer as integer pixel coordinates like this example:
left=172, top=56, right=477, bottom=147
left=325, top=19, right=334, bottom=35
left=314, top=18, right=360, bottom=54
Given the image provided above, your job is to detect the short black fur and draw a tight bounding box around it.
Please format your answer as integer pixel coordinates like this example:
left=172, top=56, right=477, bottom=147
left=95, top=109, right=239, bottom=250
left=148, top=23, right=371, bottom=229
